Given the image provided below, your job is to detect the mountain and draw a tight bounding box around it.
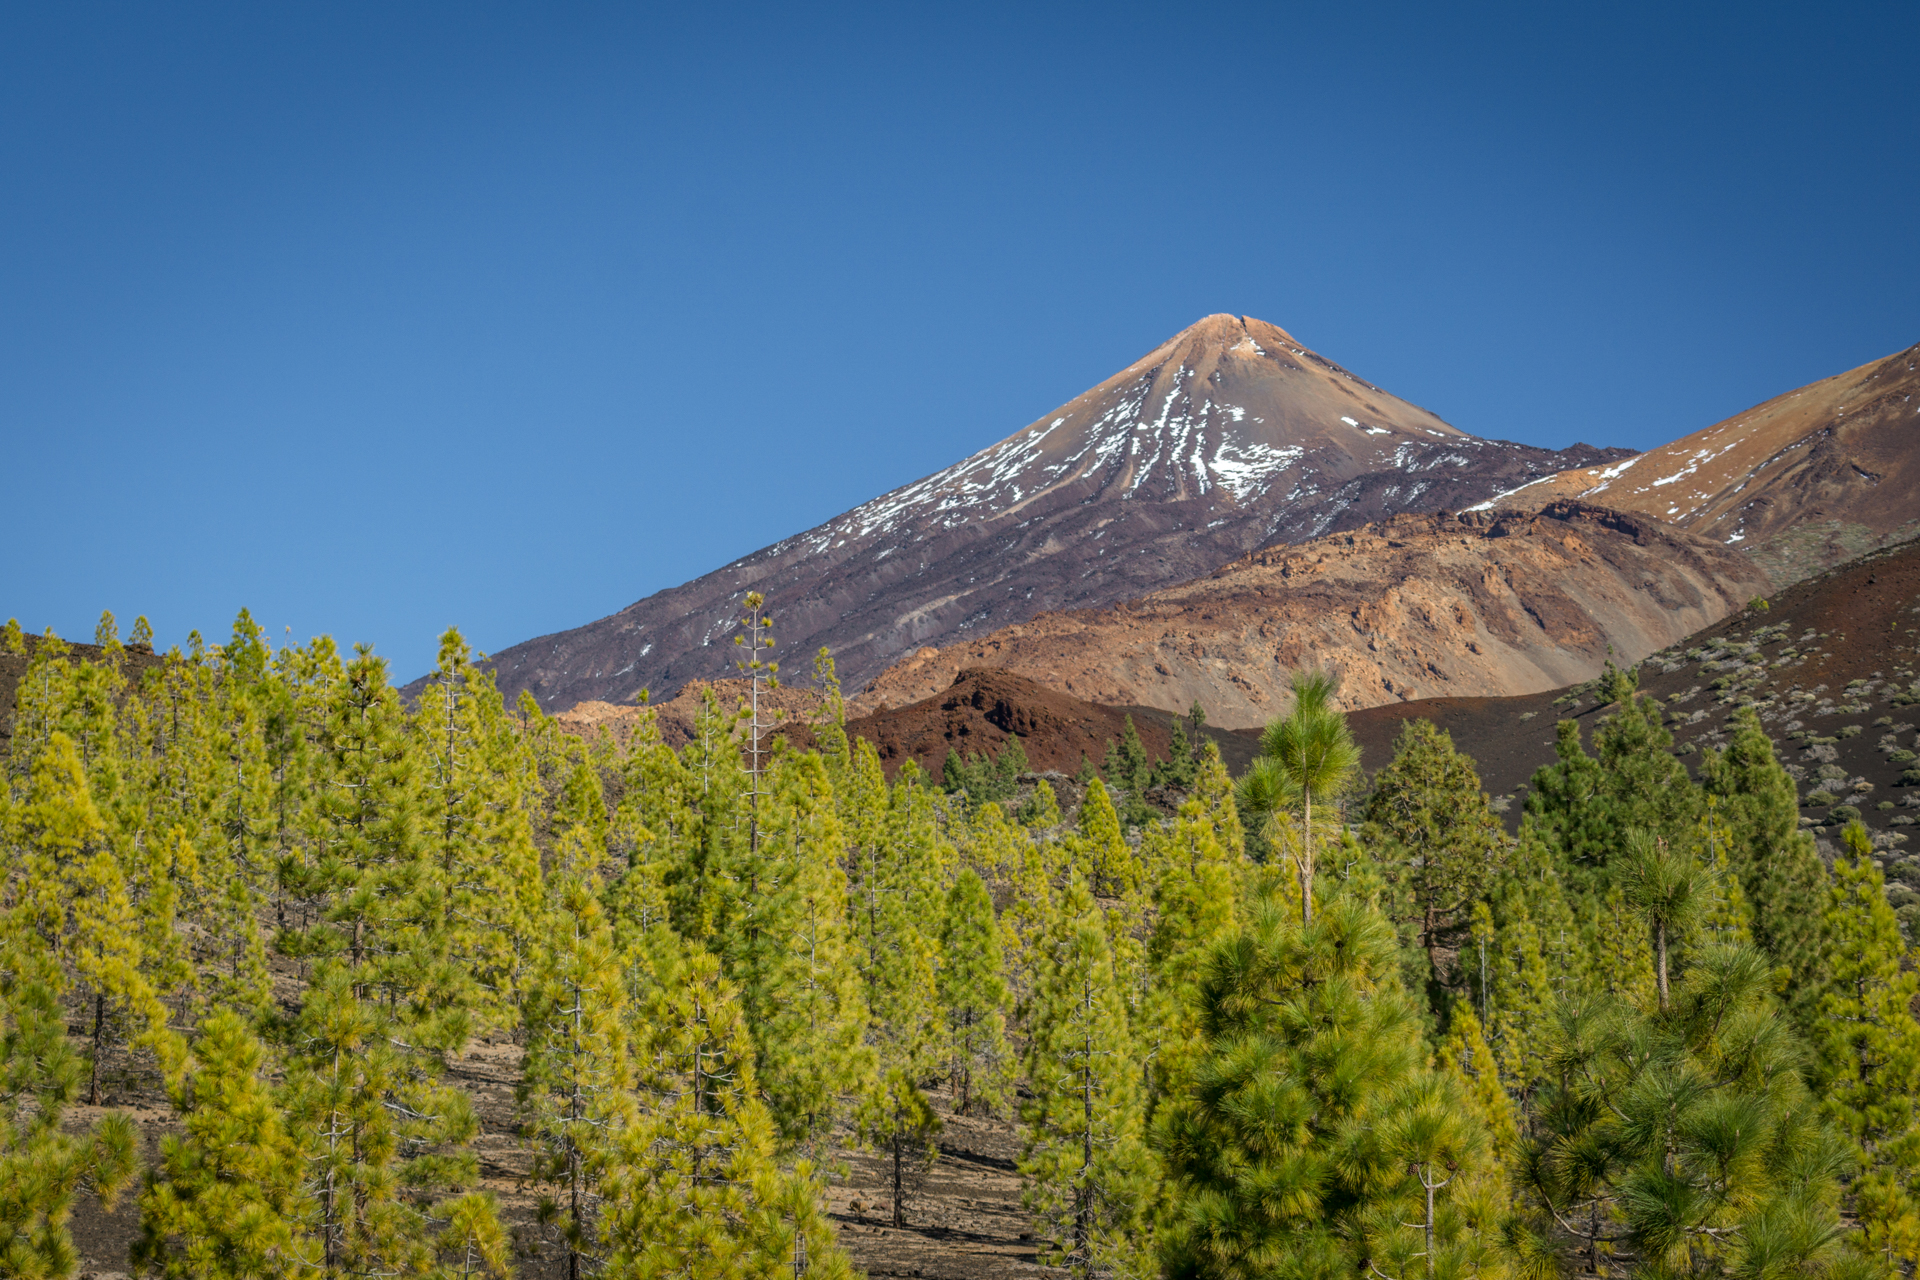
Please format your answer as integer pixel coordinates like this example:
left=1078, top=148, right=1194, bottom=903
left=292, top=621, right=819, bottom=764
left=480, top=315, right=1627, bottom=710
left=1478, top=340, right=1920, bottom=585
left=851, top=502, right=1769, bottom=727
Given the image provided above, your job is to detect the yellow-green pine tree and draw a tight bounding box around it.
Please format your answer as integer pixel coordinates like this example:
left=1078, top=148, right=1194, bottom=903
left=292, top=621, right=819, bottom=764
left=1020, top=876, right=1156, bottom=1278
left=606, top=927, right=853, bottom=1278
left=936, top=868, right=1012, bottom=1115
left=1816, top=822, right=1920, bottom=1270
left=133, top=1010, right=321, bottom=1277
left=521, top=877, right=635, bottom=1278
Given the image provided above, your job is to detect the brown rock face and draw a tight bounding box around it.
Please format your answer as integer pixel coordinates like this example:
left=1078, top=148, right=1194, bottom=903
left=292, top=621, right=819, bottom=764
left=1484, top=340, right=1920, bottom=585
left=471, top=314, right=1625, bottom=712
left=851, top=502, right=1770, bottom=728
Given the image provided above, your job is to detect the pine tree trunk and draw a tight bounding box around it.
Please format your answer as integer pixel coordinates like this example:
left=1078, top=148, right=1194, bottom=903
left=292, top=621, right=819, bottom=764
left=1300, top=784, right=1314, bottom=926
left=89, top=991, right=105, bottom=1105
left=1655, top=920, right=1669, bottom=1012
left=892, top=1116, right=905, bottom=1228
left=1075, top=980, right=1093, bottom=1278
left=1423, top=1168, right=1436, bottom=1280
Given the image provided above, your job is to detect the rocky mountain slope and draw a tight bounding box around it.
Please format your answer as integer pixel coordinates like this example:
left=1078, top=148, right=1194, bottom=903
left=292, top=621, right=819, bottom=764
left=851, top=501, right=1769, bottom=727
left=1480, top=340, right=1920, bottom=585
left=478, top=315, right=1625, bottom=711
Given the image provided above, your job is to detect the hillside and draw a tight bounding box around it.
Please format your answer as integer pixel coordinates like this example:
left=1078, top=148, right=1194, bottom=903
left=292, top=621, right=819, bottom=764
left=1344, top=535, right=1920, bottom=860
left=851, top=502, right=1769, bottom=727
left=1481, top=340, right=1920, bottom=584
left=475, top=315, right=1625, bottom=712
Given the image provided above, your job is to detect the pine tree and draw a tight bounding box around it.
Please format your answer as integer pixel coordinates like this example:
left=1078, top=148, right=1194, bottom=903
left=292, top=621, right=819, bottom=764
left=9, top=732, right=175, bottom=1103
left=1139, top=797, right=1243, bottom=1114
left=1433, top=1004, right=1519, bottom=1166
left=1103, top=715, right=1155, bottom=826
left=0, top=944, right=138, bottom=1278
left=1520, top=944, right=1860, bottom=1280
left=1017, top=776, right=1063, bottom=829
left=277, top=644, right=494, bottom=1272
left=1615, top=830, right=1710, bottom=1011
left=936, top=869, right=1011, bottom=1115
left=520, top=877, right=634, bottom=1279
left=1527, top=698, right=1704, bottom=891
left=1701, top=704, right=1830, bottom=1025
left=1078, top=778, right=1140, bottom=900
left=605, top=927, right=854, bottom=1278
left=133, top=1011, right=321, bottom=1277
left=1467, top=831, right=1581, bottom=1093
left=1158, top=895, right=1496, bottom=1280
left=1814, top=822, right=1920, bottom=1270
left=1360, top=718, right=1505, bottom=1010
left=1151, top=717, right=1200, bottom=792
left=1355, top=1070, right=1506, bottom=1280
left=416, top=627, right=544, bottom=1026
left=734, top=748, right=871, bottom=1153
left=850, top=757, right=949, bottom=1225
left=1236, top=670, right=1359, bottom=925
left=1020, top=876, right=1155, bottom=1278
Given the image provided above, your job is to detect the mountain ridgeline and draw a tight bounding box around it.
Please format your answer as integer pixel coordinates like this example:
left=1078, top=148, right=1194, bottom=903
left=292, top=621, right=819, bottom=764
left=476, top=315, right=1626, bottom=711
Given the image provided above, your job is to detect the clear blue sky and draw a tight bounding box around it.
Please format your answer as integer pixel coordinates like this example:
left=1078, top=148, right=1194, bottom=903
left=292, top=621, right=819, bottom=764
left=5, top=2, right=1916, bottom=679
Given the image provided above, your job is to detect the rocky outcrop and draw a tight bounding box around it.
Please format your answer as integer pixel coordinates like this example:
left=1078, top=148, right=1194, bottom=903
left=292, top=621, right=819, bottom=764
left=851, top=502, right=1770, bottom=728
left=470, top=315, right=1626, bottom=712
left=827, top=667, right=1257, bottom=779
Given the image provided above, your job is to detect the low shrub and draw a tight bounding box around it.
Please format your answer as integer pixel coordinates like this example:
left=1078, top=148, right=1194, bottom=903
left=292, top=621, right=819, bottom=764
left=1831, top=804, right=1863, bottom=824
left=1838, top=724, right=1864, bottom=738
left=1806, top=790, right=1839, bottom=807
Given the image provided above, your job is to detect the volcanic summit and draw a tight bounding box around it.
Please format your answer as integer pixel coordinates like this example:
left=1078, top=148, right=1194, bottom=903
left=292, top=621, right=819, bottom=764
left=483, top=315, right=1627, bottom=709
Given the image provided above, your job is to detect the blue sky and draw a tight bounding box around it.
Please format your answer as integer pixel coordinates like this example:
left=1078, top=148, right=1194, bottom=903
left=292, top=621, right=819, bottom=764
left=4, top=2, right=1916, bottom=679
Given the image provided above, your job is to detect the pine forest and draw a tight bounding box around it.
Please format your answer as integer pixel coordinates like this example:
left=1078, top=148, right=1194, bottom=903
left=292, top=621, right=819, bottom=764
left=3, top=600, right=1917, bottom=1280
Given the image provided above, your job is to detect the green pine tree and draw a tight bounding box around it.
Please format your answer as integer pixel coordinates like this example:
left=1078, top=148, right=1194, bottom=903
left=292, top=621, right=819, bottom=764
left=1360, top=718, right=1505, bottom=1011
left=1700, top=704, right=1830, bottom=1025
left=1814, top=822, right=1920, bottom=1270
left=520, top=876, right=634, bottom=1279
left=1520, top=944, right=1861, bottom=1280
left=0, top=964, right=138, bottom=1277
left=936, top=869, right=1012, bottom=1115
left=1158, top=894, right=1497, bottom=1280
left=1078, top=778, right=1141, bottom=900
left=605, top=927, right=854, bottom=1278
left=1236, top=670, right=1359, bottom=926
left=133, top=1011, right=321, bottom=1277
left=1019, top=876, right=1156, bottom=1279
